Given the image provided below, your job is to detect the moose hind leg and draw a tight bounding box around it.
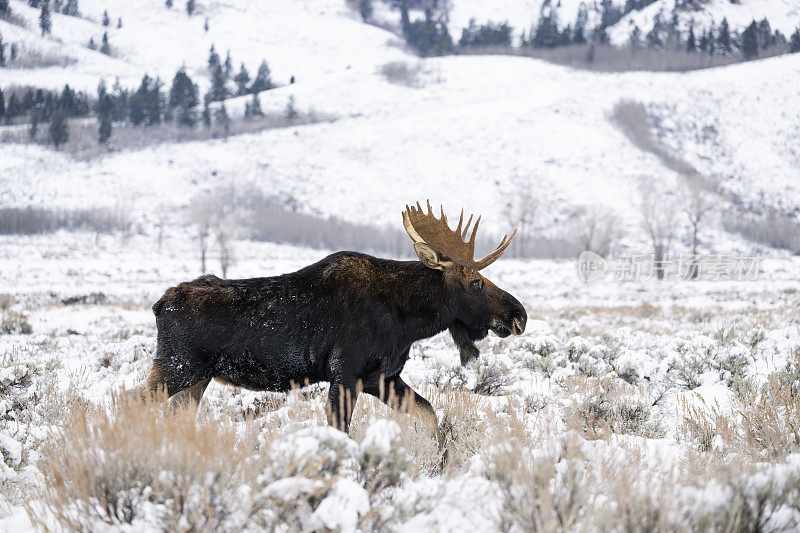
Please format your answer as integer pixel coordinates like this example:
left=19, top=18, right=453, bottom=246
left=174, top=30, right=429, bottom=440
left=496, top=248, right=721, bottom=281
left=169, top=378, right=211, bottom=411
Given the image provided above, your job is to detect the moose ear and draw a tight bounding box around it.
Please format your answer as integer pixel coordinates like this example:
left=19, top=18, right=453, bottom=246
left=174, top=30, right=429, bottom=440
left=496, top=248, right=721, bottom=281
left=413, top=243, right=453, bottom=271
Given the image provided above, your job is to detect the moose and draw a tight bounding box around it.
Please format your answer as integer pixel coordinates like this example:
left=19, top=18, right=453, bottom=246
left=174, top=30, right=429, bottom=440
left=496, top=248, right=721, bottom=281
left=142, top=201, right=527, bottom=447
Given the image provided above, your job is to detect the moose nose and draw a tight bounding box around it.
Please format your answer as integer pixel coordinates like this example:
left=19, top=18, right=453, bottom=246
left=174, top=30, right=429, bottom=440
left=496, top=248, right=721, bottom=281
left=512, top=314, right=526, bottom=335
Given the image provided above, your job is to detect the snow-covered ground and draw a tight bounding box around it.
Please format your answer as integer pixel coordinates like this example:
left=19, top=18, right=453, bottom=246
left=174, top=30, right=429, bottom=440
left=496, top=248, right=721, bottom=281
left=1, top=232, right=799, bottom=529
left=2, top=0, right=800, bottom=529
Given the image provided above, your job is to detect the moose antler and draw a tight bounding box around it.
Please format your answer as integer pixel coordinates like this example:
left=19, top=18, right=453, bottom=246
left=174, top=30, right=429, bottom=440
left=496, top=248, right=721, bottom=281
left=403, top=200, right=517, bottom=270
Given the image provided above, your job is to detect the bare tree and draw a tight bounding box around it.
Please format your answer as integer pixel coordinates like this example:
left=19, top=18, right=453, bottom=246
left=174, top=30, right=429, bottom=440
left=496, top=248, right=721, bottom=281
left=188, top=196, right=215, bottom=274
left=639, top=182, right=678, bottom=280
left=570, top=205, right=623, bottom=257
left=155, top=206, right=168, bottom=250
left=503, top=178, right=538, bottom=258
left=679, top=181, right=712, bottom=279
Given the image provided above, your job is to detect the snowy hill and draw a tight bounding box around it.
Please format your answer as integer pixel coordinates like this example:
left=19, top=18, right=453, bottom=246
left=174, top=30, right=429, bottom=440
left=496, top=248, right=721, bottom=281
left=1, top=0, right=799, bottom=251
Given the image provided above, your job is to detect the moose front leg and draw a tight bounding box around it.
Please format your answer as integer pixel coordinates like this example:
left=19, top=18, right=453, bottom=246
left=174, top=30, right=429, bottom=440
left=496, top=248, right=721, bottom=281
left=327, top=381, right=358, bottom=433
left=363, top=374, right=445, bottom=452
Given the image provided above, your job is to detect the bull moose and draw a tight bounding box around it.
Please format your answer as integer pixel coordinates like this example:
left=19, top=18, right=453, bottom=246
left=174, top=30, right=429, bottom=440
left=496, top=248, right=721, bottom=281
left=143, top=201, right=527, bottom=446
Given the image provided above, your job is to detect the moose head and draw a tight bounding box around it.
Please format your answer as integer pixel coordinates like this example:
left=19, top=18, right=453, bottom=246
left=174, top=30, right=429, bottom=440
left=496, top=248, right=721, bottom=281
left=403, top=201, right=527, bottom=364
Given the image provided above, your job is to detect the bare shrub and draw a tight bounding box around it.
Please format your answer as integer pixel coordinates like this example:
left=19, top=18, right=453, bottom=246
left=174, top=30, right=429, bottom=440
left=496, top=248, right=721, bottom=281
left=0, top=294, right=13, bottom=310
left=430, top=388, right=487, bottom=471
left=562, top=376, right=664, bottom=439
left=638, top=181, right=678, bottom=280
left=722, top=209, right=800, bottom=253
left=0, top=309, right=32, bottom=334
left=470, top=356, right=511, bottom=395
left=0, top=206, right=122, bottom=235
left=570, top=204, right=623, bottom=257
left=1, top=42, right=74, bottom=68
left=380, top=60, right=424, bottom=87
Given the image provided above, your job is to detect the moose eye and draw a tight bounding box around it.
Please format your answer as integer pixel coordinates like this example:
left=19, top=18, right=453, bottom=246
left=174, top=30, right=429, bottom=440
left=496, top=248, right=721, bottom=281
left=470, top=279, right=483, bottom=290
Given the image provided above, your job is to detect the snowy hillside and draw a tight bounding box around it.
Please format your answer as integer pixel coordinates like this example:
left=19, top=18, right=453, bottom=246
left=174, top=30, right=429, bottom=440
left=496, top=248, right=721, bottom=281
left=1, top=0, right=799, bottom=249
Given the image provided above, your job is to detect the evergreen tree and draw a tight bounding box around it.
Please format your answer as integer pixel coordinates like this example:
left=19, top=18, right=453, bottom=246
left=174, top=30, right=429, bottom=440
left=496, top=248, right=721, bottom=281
left=39, top=1, right=52, bottom=36
left=29, top=108, right=41, bottom=141
left=223, top=50, right=232, bottom=79
left=757, top=18, right=772, bottom=49
left=102, top=9, right=109, bottom=26
left=88, top=36, right=95, bottom=50
left=130, top=74, right=163, bottom=126
left=0, top=34, right=5, bottom=67
left=169, top=67, right=199, bottom=126
left=208, top=44, right=219, bottom=71
left=186, top=0, right=194, bottom=15
left=29, top=0, right=40, bottom=8
left=117, top=17, right=122, bottom=28
left=215, top=102, right=229, bottom=138
left=698, top=29, right=708, bottom=52
left=629, top=25, right=643, bottom=50
left=49, top=106, right=68, bottom=148
left=62, top=0, right=78, bottom=16
left=100, top=31, right=110, bottom=54
left=285, top=95, right=297, bottom=121
left=358, top=0, right=372, bottom=22
left=791, top=28, right=800, bottom=53
left=248, top=92, right=263, bottom=117
left=6, top=93, right=20, bottom=124
left=10, top=42, right=17, bottom=62
left=203, top=17, right=209, bottom=32
left=250, top=60, right=272, bottom=93
left=209, top=63, right=227, bottom=101
left=572, top=4, right=587, bottom=44
left=741, top=20, right=759, bottom=59
left=201, top=96, right=211, bottom=127
left=165, top=0, right=172, bottom=7
left=531, top=12, right=560, bottom=48
left=686, top=25, right=696, bottom=52
left=0, top=89, right=5, bottom=123
left=97, top=82, right=112, bottom=144
left=717, top=18, right=732, bottom=54
left=233, top=63, right=251, bottom=95
left=0, top=0, right=9, bottom=14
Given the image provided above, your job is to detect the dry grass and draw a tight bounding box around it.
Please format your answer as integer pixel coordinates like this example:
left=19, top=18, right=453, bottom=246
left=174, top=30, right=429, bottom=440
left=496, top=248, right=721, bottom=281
left=1, top=309, right=32, bottom=334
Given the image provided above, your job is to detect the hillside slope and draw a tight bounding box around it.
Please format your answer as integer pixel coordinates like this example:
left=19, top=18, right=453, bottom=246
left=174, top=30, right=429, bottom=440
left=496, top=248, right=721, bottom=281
left=1, top=0, right=798, bottom=249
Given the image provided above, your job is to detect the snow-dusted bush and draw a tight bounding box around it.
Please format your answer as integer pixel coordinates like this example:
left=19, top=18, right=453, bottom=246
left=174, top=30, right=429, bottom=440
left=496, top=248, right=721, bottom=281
left=0, top=310, right=32, bottom=335
left=470, top=354, right=512, bottom=395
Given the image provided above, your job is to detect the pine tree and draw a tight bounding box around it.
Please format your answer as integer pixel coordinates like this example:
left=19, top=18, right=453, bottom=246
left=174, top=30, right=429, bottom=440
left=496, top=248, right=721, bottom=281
left=233, top=63, right=250, bottom=95
left=791, top=28, right=800, bottom=53
left=0, top=34, right=5, bottom=67
left=573, top=4, right=587, bottom=44
left=100, top=31, right=110, bottom=55
left=201, top=96, right=211, bottom=127
left=223, top=50, right=232, bottom=79
left=629, top=25, right=642, bottom=50
left=165, top=0, right=173, bottom=7
left=39, top=1, right=52, bottom=36
left=358, top=0, right=372, bottom=21
left=757, top=18, right=772, bottom=49
left=29, top=108, right=41, bottom=141
left=686, top=25, right=696, bottom=52
left=215, top=102, right=229, bottom=138
left=718, top=18, right=731, bottom=54
left=186, top=0, right=194, bottom=16
left=209, top=63, right=227, bottom=101
left=203, top=17, right=209, bottom=32
left=6, top=93, right=20, bottom=124
left=62, top=0, right=78, bottom=16
left=0, top=0, right=9, bottom=14
left=285, top=95, right=297, bottom=121
left=248, top=92, right=263, bottom=117
left=97, top=84, right=112, bottom=144
left=49, top=106, right=68, bottom=148
left=29, top=0, right=40, bottom=8
left=741, top=20, right=759, bottom=59
left=102, top=9, right=109, bottom=26
left=169, top=67, right=199, bottom=126
left=0, top=89, right=5, bottom=124
left=10, top=42, right=17, bottom=62
left=88, top=36, right=95, bottom=50
left=117, top=17, right=122, bottom=28
left=250, top=60, right=271, bottom=93
left=208, top=44, right=219, bottom=71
